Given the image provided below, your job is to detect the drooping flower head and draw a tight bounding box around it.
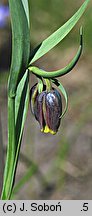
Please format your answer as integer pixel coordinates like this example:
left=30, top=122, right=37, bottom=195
left=30, top=83, right=62, bottom=134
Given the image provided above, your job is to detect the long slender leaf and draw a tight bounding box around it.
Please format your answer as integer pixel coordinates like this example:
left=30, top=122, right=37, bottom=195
left=8, top=0, right=30, bottom=97
left=1, top=0, right=30, bottom=200
left=30, top=0, right=90, bottom=64
left=1, top=71, right=29, bottom=199
left=12, top=71, right=29, bottom=197
left=1, top=97, right=16, bottom=200
left=15, top=71, right=29, bottom=147
left=0, top=112, right=4, bottom=195
left=21, top=0, right=30, bottom=26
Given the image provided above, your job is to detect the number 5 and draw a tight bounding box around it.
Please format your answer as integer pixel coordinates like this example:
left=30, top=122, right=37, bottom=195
left=83, top=203, right=88, bottom=211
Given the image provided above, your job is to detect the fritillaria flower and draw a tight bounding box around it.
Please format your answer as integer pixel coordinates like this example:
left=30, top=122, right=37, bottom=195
left=30, top=84, right=62, bottom=134
left=28, top=25, right=83, bottom=135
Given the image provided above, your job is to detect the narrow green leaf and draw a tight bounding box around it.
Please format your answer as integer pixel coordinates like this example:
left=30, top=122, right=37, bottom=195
left=1, top=71, right=29, bottom=199
left=12, top=71, right=29, bottom=198
left=8, top=0, right=30, bottom=97
left=21, top=0, right=30, bottom=26
left=12, top=71, right=29, bottom=199
left=30, top=0, right=89, bottom=64
left=15, top=71, right=29, bottom=147
left=0, top=112, right=4, bottom=195
left=51, top=79, right=68, bottom=118
left=1, top=97, right=16, bottom=199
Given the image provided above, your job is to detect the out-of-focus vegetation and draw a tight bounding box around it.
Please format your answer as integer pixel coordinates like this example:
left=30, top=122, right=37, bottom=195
left=31, top=0, right=92, bottom=53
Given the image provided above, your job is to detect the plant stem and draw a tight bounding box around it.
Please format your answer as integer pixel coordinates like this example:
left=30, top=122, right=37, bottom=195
left=11, top=165, right=37, bottom=198
left=0, top=111, right=4, bottom=196
left=29, top=27, right=83, bottom=78
left=1, top=96, right=16, bottom=200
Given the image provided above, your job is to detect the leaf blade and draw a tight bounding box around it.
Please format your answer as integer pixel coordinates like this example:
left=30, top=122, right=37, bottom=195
left=30, top=0, right=89, bottom=64
left=15, top=71, right=29, bottom=147
left=1, top=71, right=29, bottom=199
left=29, top=27, right=83, bottom=78
left=1, top=97, right=15, bottom=200
left=8, top=0, right=30, bottom=97
left=10, top=71, right=29, bottom=199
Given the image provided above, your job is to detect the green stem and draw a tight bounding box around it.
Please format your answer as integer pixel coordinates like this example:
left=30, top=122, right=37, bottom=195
left=1, top=97, right=16, bottom=200
left=29, top=43, right=82, bottom=78
left=29, top=27, right=83, bottom=78
left=44, top=78, right=52, bottom=91
left=37, top=77, right=43, bottom=93
left=11, top=165, right=37, bottom=198
left=0, top=111, right=4, bottom=195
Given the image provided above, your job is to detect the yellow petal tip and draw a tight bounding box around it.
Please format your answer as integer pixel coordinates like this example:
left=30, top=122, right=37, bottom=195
left=41, top=125, right=56, bottom=135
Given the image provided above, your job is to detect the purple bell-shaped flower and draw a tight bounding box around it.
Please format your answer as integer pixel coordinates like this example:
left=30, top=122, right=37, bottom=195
left=30, top=84, right=62, bottom=134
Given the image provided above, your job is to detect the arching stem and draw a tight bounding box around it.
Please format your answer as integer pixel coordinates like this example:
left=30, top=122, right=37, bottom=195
left=29, top=27, right=83, bottom=78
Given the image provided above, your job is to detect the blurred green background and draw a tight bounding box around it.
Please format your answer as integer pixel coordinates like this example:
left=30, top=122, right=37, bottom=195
left=0, top=0, right=92, bottom=199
